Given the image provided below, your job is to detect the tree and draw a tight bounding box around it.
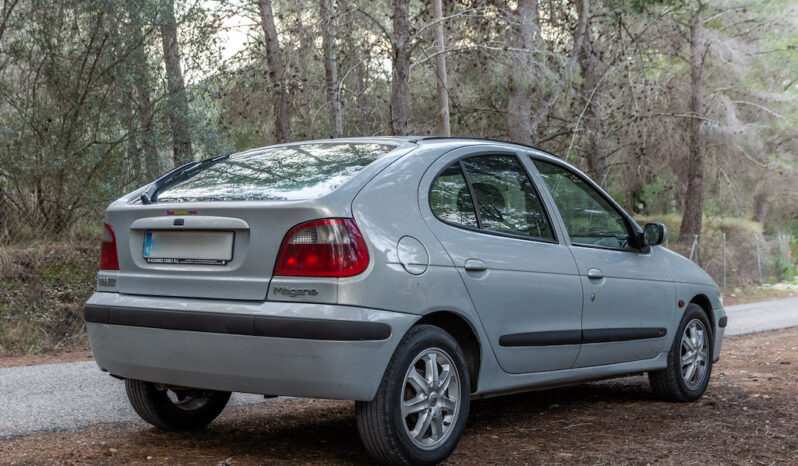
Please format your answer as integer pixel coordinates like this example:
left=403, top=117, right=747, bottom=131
left=257, top=0, right=292, bottom=142
left=0, top=0, right=20, bottom=42
left=499, top=0, right=587, bottom=145
left=320, top=0, right=344, bottom=137
left=576, top=0, right=607, bottom=187
left=160, top=0, right=193, bottom=166
left=678, top=0, right=707, bottom=243
left=431, top=0, right=450, bottom=137
left=503, top=0, right=538, bottom=145
left=126, top=3, right=159, bottom=180
left=390, top=0, right=411, bottom=135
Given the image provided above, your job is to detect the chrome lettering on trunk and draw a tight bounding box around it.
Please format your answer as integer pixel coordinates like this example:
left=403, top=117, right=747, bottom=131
left=273, top=287, right=319, bottom=298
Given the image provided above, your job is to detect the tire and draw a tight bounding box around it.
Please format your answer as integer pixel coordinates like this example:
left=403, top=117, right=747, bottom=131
left=125, top=379, right=231, bottom=430
left=649, top=304, right=713, bottom=402
left=356, top=325, right=471, bottom=466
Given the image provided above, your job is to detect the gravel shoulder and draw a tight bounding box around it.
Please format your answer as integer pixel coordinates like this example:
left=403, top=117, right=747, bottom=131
left=2, top=327, right=797, bottom=465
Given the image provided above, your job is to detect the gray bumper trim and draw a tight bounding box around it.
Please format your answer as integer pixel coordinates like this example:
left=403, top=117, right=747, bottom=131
left=84, top=304, right=391, bottom=341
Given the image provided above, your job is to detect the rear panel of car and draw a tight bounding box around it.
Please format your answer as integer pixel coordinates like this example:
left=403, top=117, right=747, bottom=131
left=98, top=140, right=414, bottom=301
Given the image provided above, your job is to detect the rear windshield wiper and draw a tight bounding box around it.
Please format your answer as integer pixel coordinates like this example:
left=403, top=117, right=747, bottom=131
left=140, top=153, right=230, bottom=204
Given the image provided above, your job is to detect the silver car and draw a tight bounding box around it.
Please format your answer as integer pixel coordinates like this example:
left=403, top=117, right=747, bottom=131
left=85, top=138, right=726, bottom=465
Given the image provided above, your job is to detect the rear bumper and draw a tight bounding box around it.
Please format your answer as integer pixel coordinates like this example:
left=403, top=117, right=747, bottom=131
left=85, top=292, right=417, bottom=401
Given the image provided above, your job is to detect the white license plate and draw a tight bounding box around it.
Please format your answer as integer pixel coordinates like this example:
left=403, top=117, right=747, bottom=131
left=143, top=231, right=234, bottom=265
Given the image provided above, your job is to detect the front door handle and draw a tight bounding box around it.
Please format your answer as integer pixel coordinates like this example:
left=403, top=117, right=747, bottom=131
left=464, top=259, right=488, bottom=272
left=587, top=268, right=604, bottom=279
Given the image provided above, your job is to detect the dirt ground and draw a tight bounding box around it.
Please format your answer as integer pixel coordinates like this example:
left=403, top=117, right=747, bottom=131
left=2, top=327, right=797, bottom=465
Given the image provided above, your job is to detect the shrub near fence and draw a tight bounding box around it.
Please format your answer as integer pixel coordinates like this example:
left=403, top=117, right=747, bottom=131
left=638, top=214, right=795, bottom=287
left=0, top=235, right=99, bottom=356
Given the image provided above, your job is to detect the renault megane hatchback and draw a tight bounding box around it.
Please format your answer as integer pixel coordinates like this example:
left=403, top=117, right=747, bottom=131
left=85, top=137, right=727, bottom=465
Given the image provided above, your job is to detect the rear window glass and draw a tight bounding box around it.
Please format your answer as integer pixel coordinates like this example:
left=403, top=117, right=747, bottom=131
left=155, top=143, right=396, bottom=202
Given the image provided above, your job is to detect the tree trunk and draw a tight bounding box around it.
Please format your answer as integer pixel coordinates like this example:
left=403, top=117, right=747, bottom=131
left=293, top=0, right=313, bottom=139
left=127, top=6, right=159, bottom=180
left=320, top=0, right=343, bottom=137
left=0, top=0, right=20, bottom=43
left=527, top=0, right=588, bottom=144
left=431, top=0, right=450, bottom=137
left=506, top=0, right=537, bottom=145
left=160, top=0, right=192, bottom=167
left=679, top=3, right=706, bottom=243
left=355, top=50, right=371, bottom=135
left=752, top=182, right=769, bottom=225
left=390, top=0, right=411, bottom=136
left=340, top=0, right=370, bottom=135
left=577, top=0, right=607, bottom=186
left=123, top=96, right=141, bottom=182
left=258, top=0, right=292, bottom=143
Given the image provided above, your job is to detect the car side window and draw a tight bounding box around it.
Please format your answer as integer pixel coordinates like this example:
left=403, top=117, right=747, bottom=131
left=461, top=155, right=555, bottom=240
left=533, top=159, right=631, bottom=249
left=430, top=163, right=479, bottom=228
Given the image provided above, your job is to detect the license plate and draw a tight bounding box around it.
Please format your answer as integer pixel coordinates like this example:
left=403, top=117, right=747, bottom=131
left=144, top=231, right=234, bottom=265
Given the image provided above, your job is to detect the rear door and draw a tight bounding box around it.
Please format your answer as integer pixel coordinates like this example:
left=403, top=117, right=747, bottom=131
left=420, top=146, right=583, bottom=374
left=530, top=156, right=676, bottom=367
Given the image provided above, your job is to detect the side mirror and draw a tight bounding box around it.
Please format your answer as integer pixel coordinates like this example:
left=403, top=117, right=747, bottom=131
left=643, top=222, right=667, bottom=247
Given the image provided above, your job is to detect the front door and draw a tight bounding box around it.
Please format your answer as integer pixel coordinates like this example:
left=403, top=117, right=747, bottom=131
left=420, top=147, right=583, bottom=374
left=531, top=157, right=676, bottom=367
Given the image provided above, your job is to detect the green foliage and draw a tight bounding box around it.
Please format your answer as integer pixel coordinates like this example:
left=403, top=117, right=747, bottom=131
left=0, top=242, right=98, bottom=354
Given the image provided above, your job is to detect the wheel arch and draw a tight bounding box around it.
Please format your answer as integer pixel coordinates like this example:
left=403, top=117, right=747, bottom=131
left=689, top=294, right=715, bottom=335
left=413, top=311, right=482, bottom=393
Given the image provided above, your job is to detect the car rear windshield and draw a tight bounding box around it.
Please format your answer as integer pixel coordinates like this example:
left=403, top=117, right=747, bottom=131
left=154, top=143, right=397, bottom=202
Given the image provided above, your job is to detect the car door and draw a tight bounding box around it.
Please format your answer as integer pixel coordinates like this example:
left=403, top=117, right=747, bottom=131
left=419, top=146, right=583, bottom=374
left=529, top=156, right=676, bottom=367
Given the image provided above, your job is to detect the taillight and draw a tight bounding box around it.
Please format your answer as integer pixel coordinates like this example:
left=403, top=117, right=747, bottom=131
left=275, top=219, right=369, bottom=277
left=99, top=222, right=119, bottom=271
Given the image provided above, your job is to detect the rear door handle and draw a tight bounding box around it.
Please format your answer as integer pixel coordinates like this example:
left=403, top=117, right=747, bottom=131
left=464, top=259, right=488, bottom=272
left=587, top=268, right=604, bottom=279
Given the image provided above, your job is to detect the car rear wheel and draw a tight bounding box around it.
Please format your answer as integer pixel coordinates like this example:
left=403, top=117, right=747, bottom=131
left=356, top=325, right=470, bottom=465
left=649, top=304, right=713, bottom=402
left=125, top=379, right=231, bottom=430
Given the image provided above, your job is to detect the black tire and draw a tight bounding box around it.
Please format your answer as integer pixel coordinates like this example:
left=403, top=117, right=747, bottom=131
left=649, top=304, right=713, bottom=402
left=356, top=325, right=471, bottom=466
left=125, top=379, right=231, bottom=430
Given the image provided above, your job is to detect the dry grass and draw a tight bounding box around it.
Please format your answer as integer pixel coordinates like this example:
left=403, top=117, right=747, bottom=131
left=0, top=241, right=98, bottom=355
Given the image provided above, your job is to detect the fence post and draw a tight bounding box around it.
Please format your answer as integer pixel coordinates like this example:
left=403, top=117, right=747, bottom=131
left=722, top=232, right=727, bottom=288
left=755, top=233, right=762, bottom=284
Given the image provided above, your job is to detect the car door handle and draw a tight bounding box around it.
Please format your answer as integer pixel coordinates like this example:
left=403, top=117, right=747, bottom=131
left=587, top=268, right=604, bottom=279
left=464, top=259, right=488, bottom=272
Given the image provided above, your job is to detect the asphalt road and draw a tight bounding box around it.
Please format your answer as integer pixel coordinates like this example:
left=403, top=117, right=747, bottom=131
left=723, top=295, right=798, bottom=336
left=1, top=296, right=796, bottom=439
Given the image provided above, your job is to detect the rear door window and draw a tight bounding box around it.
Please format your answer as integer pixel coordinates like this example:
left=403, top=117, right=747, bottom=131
left=462, top=155, right=554, bottom=240
left=155, top=143, right=397, bottom=202
left=430, top=163, right=479, bottom=228
left=430, top=155, right=555, bottom=241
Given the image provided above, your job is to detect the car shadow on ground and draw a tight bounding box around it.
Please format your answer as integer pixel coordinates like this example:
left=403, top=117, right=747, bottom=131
left=121, top=376, right=668, bottom=464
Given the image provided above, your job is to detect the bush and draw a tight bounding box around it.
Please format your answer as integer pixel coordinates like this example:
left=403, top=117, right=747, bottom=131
left=0, top=241, right=99, bottom=355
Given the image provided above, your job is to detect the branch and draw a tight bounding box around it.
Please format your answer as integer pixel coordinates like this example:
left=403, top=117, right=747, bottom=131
left=732, top=100, right=787, bottom=120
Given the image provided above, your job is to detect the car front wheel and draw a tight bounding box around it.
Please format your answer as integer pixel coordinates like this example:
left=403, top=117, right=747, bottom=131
left=125, top=379, right=231, bottom=430
left=356, top=325, right=470, bottom=465
left=649, top=304, right=713, bottom=402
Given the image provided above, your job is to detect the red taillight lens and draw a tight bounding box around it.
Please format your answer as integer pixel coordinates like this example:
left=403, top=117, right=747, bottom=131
left=99, top=222, right=119, bottom=271
left=275, top=219, right=369, bottom=277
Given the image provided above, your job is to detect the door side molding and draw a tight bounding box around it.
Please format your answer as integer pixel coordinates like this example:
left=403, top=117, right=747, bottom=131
left=499, top=327, right=667, bottom=347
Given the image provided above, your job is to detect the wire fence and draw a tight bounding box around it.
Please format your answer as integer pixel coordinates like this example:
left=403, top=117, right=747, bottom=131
left=680, top=233, right=794, bottom=287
